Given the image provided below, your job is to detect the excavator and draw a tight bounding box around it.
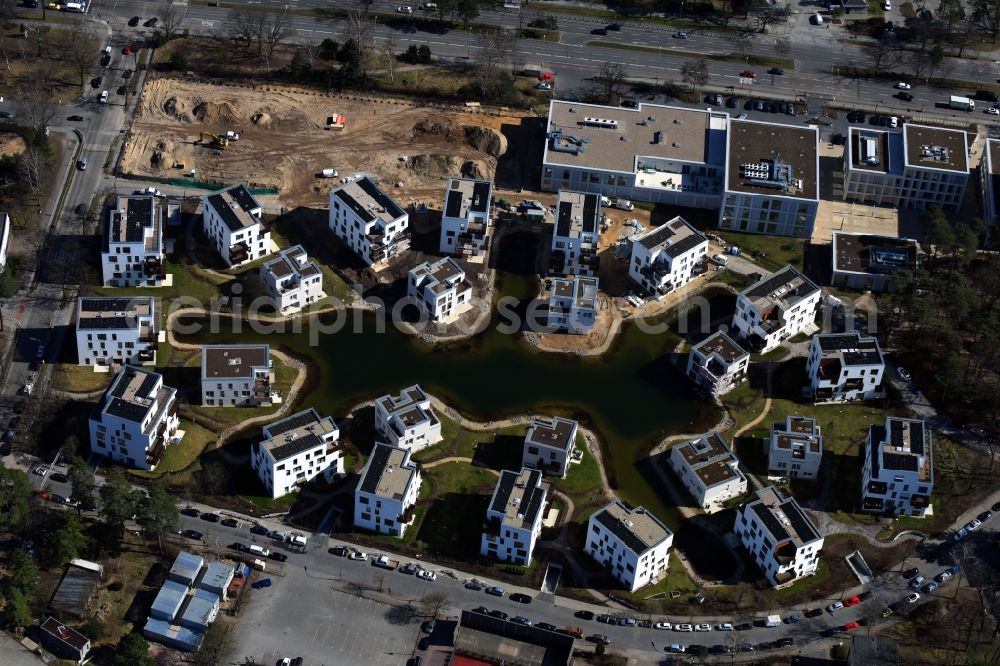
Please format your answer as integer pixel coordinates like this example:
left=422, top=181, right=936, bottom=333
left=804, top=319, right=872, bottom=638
left=198, top=132, right=228, bottom=149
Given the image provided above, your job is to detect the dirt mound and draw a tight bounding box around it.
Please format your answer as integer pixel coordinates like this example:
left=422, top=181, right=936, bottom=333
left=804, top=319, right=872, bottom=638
left=461, top=159, right=490, bottom=180
left=412, top=118, right=458, bottom=139
left=252, top=112, right=272, bottom=128
left=193, top=100, right=241, bottom=124
left=163, top=96, right=192, bottom=123
left=463, top=126, right=506, bottom=158
left=0, top=133, right=26, bottom=157
left=405, top=154, right=459, bottom=178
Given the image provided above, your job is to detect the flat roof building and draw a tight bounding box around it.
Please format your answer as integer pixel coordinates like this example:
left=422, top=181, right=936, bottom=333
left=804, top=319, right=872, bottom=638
left=731, top=265, right=821, bottom=353
left=686, top=330, right=750, bottom=397
left=862, top=417, right=934, bottom=517
left=522, top=416, right=578, bottom=478
left=202, top=183, right=272, bottom=267
left=736, top=486, right=824, bottom=588
left=627, top=216, right=708, bottom=299
left=261, top=245, right=324, bottom=314
left=439, top=177, right=493, bottom=261
left=980, top=138, right=1000, bottom=227
left=544, top=275, right=599, bottom=335
left=806, top=332, right=885, bottom=403
left=374, top=384, right=443, bottom=452
left=329, top=176, right=410, bottom=269
left=550, top=190, right=601, bottom=278
left=407, top=256, right=474, bottom=324
left=585, top=500, right=673, bottom=592
left=252, top=408, right=342, bottom=499
left=101, top=195, right=167, bottom=288
left=354, top=443, right=422, bottom=537
left=831, top=232, right=919, bottom=293
left=481, top=468, right=549, bottom=566
left=75, top=296, right=158, bottom=366
left=40, top=616, right=91, bottom=663
left=200, top=344, right=273, bottom=407
left=767, top=416, right=823, bottom=480
left=668, top=432, right=747, bottom=513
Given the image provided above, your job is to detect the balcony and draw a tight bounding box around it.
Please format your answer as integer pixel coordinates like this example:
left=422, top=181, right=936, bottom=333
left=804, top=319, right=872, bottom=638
left=816, top=358, right=842, bottom=382
left=145, top=437, right=166, bottom=467
left=771, top=541, right=797, bottom=566
left=773, top=569, right=798, bottom=588
left=862, top=496, right=885, bottom=511
left=137, top=348, right=155, bottom=363
left=910, top=494, right=930, bottom=508
left=143, top=256, right=164, bottom=277
left=229, top=243, right=249, bottom=264
left=867, top=480, right=888, bottom=494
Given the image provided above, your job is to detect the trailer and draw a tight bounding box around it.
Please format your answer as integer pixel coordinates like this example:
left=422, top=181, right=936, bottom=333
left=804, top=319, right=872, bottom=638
left=950, top=95, right=975, bottom=111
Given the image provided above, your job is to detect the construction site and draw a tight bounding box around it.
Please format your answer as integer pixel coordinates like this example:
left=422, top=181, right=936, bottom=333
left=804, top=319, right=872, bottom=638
left=120, top=78, right=534, bottom=207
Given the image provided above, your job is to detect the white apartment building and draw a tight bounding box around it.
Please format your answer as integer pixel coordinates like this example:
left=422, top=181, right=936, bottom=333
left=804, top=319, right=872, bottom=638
left=731, top=265, right=821, bottom=353
left=627, top=216, right=708, bottom=299
left=252, top=408, right=342, bottom=499
left=844, top=124, right=970, bottom=210
left=202, top=183, right=272, bottom=267
left=585, top=500, right=673, bottom=592
left=980, top=138, right=1000, bottom=226
left=329, top=176, right=410, bottom=269
left=550, top=190, right=601, bottom=277
left=544, top=275, right=598, bottom=335
left=407, top=257, right=473, bottom=323
left=354, top=443, right=421, bottom=537
left=75, top=297, right=157, bottom=366
left=861, top=417, right=934, bottom=517
left=767, top=416, right=823, bottom=480
left=719, top=119, right=820, bottom=238
left=686, top=331, right=750, bottom=397
left=439, top=177, right=492, bottom=260
left=89, top=366, right=179, bottom=470
left=735, top=486, right=824, bottom=589
left=374, top=385, right=443, bottom=452
left=522, top=416, right=578, bottom=478
left=806, top=333, right=885, bottom=403
left=480, top=468, right=549, bottom=566
left=668, top=432, right=747, bottom=513
left=200, top=344, right=273, bottom=407
left=261, top=245, right=324, bottom=314
left=101, top=195, right=167, bottom=287
left=830, top=232, right=919, bottom=293
left=541, top=101, right=728, bottom=209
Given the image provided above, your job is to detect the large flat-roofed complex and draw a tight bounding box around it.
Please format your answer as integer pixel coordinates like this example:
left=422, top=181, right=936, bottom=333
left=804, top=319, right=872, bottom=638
left=354, top=443, right=421, bottom=537
left=75, top=297, right=157, bottom=366
left=980, top=138, right=1000, bottom=225
left=735, top=486, right=824, bottom=588
left=767, top=416, right=823, bottom=480
left=806, top=333, right=885, bottom=403
left=252, top=408, right=342, bottom=499
left=544, top=275, right=599, bottom=335
left=329, top=176, right=410, bottom=269
left=731, top=265, right=820, bottom=353
left=102, top=195, right=167, bottom=287
left=550, top=190, right=601, bottom=277
left=686, top=330, right=750, bottom=397
left=830, top=232, right=919, bottom=293
left=541, top=101, right=728, bottom=208
left=202, top=183, right=272, bottom=267
left=627, top=216, right=708, bottom=299
left=480, top=468, right=549, bottom=565
left=407, top=256, right=473, bottom=323
left=861, top=417, right=933, bottom=517
left=667, top=432, right=747, bottom=513
left=374, top=385, right=443, bottom=452
left=843, top=124, right=970, bottom=210
left=200, top=344, right=272, bottom=407
left=719, top=119, right=820, bottom=238
left=439, top=177, right=493, bottom=260
left=585, top=500, right=673, bottom=592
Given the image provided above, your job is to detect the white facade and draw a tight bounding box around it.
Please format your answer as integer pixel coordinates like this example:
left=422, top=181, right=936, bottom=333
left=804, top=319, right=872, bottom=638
left=767, top=416, right=823, bottom=480
left=522, top=416, right=578, bottom=478
left=585, top=500, right=673, bottom=592
left=88, top=366, right=179, bottom=470
left=686, top=331, right=750, bottom=397
left=354, top=443, right=421, bottom=537
left=628, top=216, right=708, bottom=299
left=735, top=486, right=824, bottom=589
left=75, top=297, right=157, bottom=366
left=101, top=195, right=167, bottom=287
left=861, top=417, right=933, bottom=517
left=480, top=468, right=549, bottom=566
left=407, top=257, right=473, bottom=323
left=545, top=276, right=598, bottom=335
left=668, top=432, right=747, bottom=513
left=261, top=245, right=324, bottom=314
left=252, top=408, right=342, bottom=499
left=550, top=190, right=601, bottom=277
left=731, top=265, right=821, bottom=353
left=200, top=344, right=273, bottom=407
left=329, top=176, right=410, bottom=268
left=806, top=333, right=885, bottom=403
left=439, top=177, right=492, bottom=260
left=374, top=385, right=442, bottom=452
left=202, top=183, right=272, bottom=267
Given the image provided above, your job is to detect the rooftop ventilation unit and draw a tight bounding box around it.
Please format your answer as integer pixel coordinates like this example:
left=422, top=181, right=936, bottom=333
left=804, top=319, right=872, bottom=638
left=580, top=117, right=619, bottom=129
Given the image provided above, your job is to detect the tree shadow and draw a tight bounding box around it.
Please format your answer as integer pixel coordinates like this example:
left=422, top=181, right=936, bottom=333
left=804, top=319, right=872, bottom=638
left=496, top=117, right=546, bottom=191
left=416, top=492, right=489, bottom=560
left=733, top=435, right=769, bottom=475
left=384, top=603, right=418, bottom=626
left=471, top=434, right=523, bottom=471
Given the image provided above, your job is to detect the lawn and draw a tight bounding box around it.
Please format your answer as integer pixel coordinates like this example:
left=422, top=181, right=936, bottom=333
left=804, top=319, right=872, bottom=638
left=180, top=355, right=299, bottom=430
left=237, top=491, right=298, bottom=510
left=585, top=40, right=794, bottom=70
left=91, top=254, right=233, bottom=306
left=129, top=419, right=217, bottom=480
left=411, top=412, right=487, bottom=464
left=50, top=363, right=113, bottom=394
left=712, top=231, right=805, bottom=272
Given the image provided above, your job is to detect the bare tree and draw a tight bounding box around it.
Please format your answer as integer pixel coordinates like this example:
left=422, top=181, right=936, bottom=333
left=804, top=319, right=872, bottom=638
left=346, top=8, right=376, bottom=81
left=15, top=81, right=56, bottom=135
left=18, top=142, right=48, bottom=203
left=472, top=28, right=514, bottom=98
left=67, top=24, right=100, bottom=86
left=382, top=34, right=398, bottom=83
left=594, top=61, right=627, bottom=103
left=228, top=9, right=264, bottom=54
left=159, top=4, right=186, bottom=41
left=420, top=592, right=451, bottom=618
left=733, top=34, right=753, bottom=59
left=753, top=6, right=788, bottom=34
left=681, top=57, right=709, bottom=90
left=864, top=38, right=901, bottom=73
left=302, top=39, right=322, bottom=75
left=775, top=37, right=791, bottom=59
left=261, top=9, right=291, bottom=72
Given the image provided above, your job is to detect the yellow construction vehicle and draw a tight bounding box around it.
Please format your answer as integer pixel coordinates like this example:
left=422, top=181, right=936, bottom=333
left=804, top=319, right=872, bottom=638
left=198, top=132, right=228, bottom=148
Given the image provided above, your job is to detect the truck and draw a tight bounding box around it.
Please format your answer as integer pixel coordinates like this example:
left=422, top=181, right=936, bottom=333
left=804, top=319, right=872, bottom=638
left=221, top=130, right=240, bottom=141
left=612, top=198, right=634, bottom=211
left=950, top=95, right=975, bottom=111
left=251, top=558, right=267, bottom=571
left=321, top=168, right=339, bottom=178
left=285, top=533, right=307, bottom=549
left=373, top=555, right=398, bottom=570
left=764, top=614, right=782, bottom=628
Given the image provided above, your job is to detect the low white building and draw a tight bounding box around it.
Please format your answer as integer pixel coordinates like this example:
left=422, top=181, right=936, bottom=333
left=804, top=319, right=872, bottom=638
left=101, top=195, right=167, bottom=287
left=260, top=245, right=324, bottom=314
left=439, top=177, right=492, bottom=260
left=550, top=190, right=601, bottom=277
left=585, top=500, right=673, bottom=592
left=75, top=297, right=157, bottom=366
left=731, top=265, right=821, bottom=353
left=88, top=366, right=179, bottom=470
left=627, top=216, right=708, bottom=299
left=252, top=408, right=342, bottom=499
left=806, top=333, right=885, bottom=403
left=200, top=344, right=273, bottom=407
left=329, top=176, right=410, bottom=269
left=374, top=385, right=443, bottom=452
left=830, top=232, right=919, bottom=293
left=202, top=183, right=272, bottom=267
left=861, top=417, right=933, bottom=517
left=407, top=257, right=473, bottom=323
left=668, top=432, right=747, bottom=513
left=544, top=275, right=598, bottom=335
left=686, top=331, right=750, bottom=397
left=735, top=486, right=824, bottom=589
left=522, top=416, right=578, bottom=478
left=354, top=443, right=421, bottom=537
left=480, top=468, right=549, bottom=566
left=767, top=416, right=823, bottom=480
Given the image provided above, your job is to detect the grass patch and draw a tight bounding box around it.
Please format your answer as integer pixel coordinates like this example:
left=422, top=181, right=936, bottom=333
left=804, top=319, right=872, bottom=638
left=753, top=346, right=791, bottom=362
left=129, top=420, right=217, bottom=479
left=585, top=41, right=794, bottom=70
left=50, top=363, right=112, bottom=394
left=411, top=411, right=489, bottom=463
left=551, top=435, right=603, bottom=502
left=238, top=492, right=298, bottom=510
left=180, top=355, right=298, bottom=430
left=709, top=269, right=755, bottom=291
left=551, top=5, right=739, bottom=33
left=713, top=231, right=805, bottom=272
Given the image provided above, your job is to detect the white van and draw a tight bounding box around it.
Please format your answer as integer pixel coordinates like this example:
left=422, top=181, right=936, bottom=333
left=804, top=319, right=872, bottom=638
left=65, top=2, right=85, bottom=12
left=882, top=0, right=891, bottom=9
left=99, top=90, right=108, bottom=104
left=813, top=13, right=824, bottom=25
left=248, top=544, right=270, bottom=557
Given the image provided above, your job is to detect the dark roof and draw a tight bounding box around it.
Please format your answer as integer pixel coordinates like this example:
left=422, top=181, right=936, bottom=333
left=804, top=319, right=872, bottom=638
left=41, top=616, right=90, bottom=652
left=849, top=635, right=900, bottom=666
left=104, top=195, right=156, bottom=253
left=526, top=417, right=576, bottom=451
left=264, top=408, right=321, bottom=437
left=269, top=432, right=322, bottom=462
left=49, top=563, right=102, bottom=618
left=333, top=176, right=404, bottom=224
left=903, top=124, right=969, bottom=173
left=206, top=184, right=260, bottom=233
left=727, top=120, right=818, bottom=200
left=471, top=181, right=491, bottom=212
left=815, top=333, right=883, bottom=366
left=882, top=452, right=919, bottom=472
left=692, top=331, right=748, bottom=364
left=360, top=444, right=392, bottom=494
left=77, top=297, right=152, bottom=330
left=833, top=232, right=918, bottom=277
left=636, top=217, right=706, bottom=256
left=103, top=367, right=161, bottom=423
left=201, top=345, right=269, bottom=380
left=594, top=506, right=652, bottom=554
left=445, top=189, right=464, bottom=219
left=489, top=469, right=547, bottom=527
left=889, top=418, right=925, bottom=456
left=554, top=191, right=600, bottom=239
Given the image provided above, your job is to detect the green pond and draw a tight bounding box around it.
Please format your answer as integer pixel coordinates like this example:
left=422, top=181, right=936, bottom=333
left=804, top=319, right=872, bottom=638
left=177, top=249, right=733, bottom=523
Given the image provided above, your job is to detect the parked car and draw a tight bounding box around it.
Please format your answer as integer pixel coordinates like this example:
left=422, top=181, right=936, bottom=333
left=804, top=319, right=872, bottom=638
left=805, top=608, right=824, bottom=619
left=510, top=593, right=532, bottom=604
left=485, top=586, right=505, bottom=597
left=269, top=552, right=288, bottom=563
left=906, top=592, right=921, bottom=603
left=347, top=550, right=368, bottom=561
left=978, top=510, right=993, bottom=522
left=784, top=615, right=801, bottom=624
left=923, top=581, right=940, bottom=593
left=674, top=624, right=693, bottom=632
left=465, top=580, right=484, bottom=591
left=618, top=617, right=636, bottom=626
left=736, top=113, right=748, bottom=120
left=575, top=610, right=595, bottom=621
left=896, top=82, right=912, bottom=90
left=535, top=82, right=552, bottom=90
left=416, top=569, right=436, bottom=581
left=537, top=622, right=557, bottom=632
left=827, top=601, right=844, bottom=613
left=882, top=607, right=894, bottom=617
left=596, top=614, right=614, bottom=624
left=726, top=96, right=740, bottom=108
left=182, top=529, right=203, bottom=540
left=954, top=527, right=969, bottom=541
left=903, top=567, right=920, bottom=579
left=656, top=622, right=672, bottom=630
left=734, top=623, right=754, bottom=631
left=587, top=634, right=610, bottom=645
left=180, top=507, right=200, bottom=517
left=51, top=472, right=69, bottom=484
left=221, top=518, right=239, bottom=528
left=128, top=16, right=140, bottom=26
left=843, top=596, right=862, bottom=607
left=859, top=591, right=874, bottom=601
left=897, top=367, right=912, bottom=381
left=250, top=524, right=269, bottom=535
left=251, top=578, right=272, bottom=589
left=935, top=570, right=953, bottom=583
left=967, top=518, right=983, bottom=531
left=399, top=562, right=417, bottom=574
left=199, top=513, right=220, bottom=523
left=842, top=622, right=861, bottom=631
left=910, top=576, right=925, bottom=589
left=328, top=545, right=349, bottom=557
left=472, top=606, right=490, bottom=615
left=715, top=623, right=733, bottom=631
left=512, top=616, right=532, bottom=626
left=488, top=610, right=509, bottom=621
left=144, top=17, right=158, bottom=27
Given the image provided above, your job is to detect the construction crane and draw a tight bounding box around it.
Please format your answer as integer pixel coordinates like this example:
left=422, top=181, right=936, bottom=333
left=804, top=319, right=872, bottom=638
left=198, top=132, right=228, bottom=148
